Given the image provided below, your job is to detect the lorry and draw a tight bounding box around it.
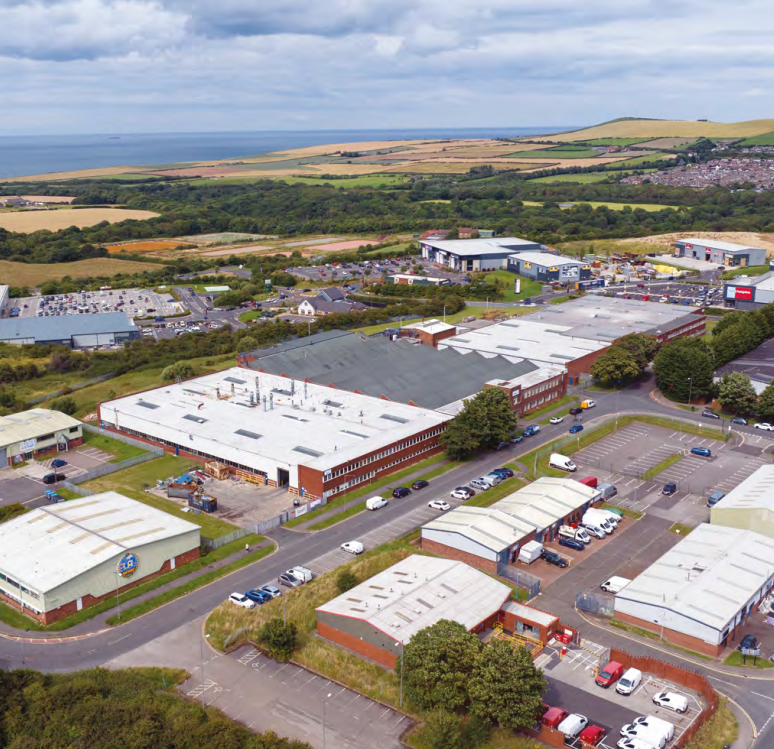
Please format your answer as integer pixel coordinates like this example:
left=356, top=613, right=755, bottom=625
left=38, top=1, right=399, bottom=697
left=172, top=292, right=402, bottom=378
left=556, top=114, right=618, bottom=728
left=600, top=575, right=632, bottom=593
left=559, top=525, right=591, bottom=544
left=518, top=540, right=543, bottom=564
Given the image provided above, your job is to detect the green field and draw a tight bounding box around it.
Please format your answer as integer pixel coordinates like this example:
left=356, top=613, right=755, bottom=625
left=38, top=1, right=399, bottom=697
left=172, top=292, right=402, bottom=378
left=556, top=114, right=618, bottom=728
left=738, top=130, right=774, bottom=146
left=272, top=174, right=409, bottom=188
left=506, top=147, right=601, bottom=159
left=528, top=168, right=658, bottom=184
left=617, top=152, right=674, bottom=166
left=523, top=199, right=677, bottom=212
left=578, top=138, right=653, bottom=146
left=721, top=265, right=770, bottom=279
left=484, top=270, right=542, bottom=301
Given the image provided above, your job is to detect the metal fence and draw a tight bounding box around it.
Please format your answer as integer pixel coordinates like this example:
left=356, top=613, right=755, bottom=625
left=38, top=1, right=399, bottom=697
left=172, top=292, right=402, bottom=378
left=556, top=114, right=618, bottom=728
left=26, top=373, right=115, bottom=406
left=201, top=513, right=289, bottom=551
left=575, top=592, right=614, bottom=616
left=497, top=564, right=541, bottom=601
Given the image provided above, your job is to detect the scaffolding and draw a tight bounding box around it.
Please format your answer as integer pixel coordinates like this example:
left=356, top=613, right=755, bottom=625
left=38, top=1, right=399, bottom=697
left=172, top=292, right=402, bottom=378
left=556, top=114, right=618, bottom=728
left=492, top=621, right=544, bottom=658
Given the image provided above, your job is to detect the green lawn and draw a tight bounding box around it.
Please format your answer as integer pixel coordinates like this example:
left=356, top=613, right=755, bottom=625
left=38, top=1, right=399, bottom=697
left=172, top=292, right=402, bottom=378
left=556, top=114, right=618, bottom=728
left=82, top=430, right=147, bottom=463
left=522, top=394, right=578, bottom=420
left=484, top=270, right=543, bottom=301
left=643, top=453, right=682, bottom=481
left=721, top=265, right=770, bottom=279
left=548, top=295, right=572, bottom=304
left=723, top=650, right=774, bottom=669
left=669, top=523, right=693, bottom=536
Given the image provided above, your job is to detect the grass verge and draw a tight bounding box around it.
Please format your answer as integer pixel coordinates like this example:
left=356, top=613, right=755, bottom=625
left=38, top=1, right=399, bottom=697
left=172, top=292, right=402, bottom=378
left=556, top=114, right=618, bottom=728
left=609, top=619, right=713, bottom=660
left=722, top=651, right=774, bottom=669
left=0, top=503, right=29, bottom=524
left=522, top=394, right=578, bottom=421
left=600, top=502, right=642, bottom=520
left=684, top=698, right=738, bottom=749
left=643, top=453, right=682, bottom=481
left=82, top=429, right=148, bottom=462
left=669, top=523, right=694, bottom=536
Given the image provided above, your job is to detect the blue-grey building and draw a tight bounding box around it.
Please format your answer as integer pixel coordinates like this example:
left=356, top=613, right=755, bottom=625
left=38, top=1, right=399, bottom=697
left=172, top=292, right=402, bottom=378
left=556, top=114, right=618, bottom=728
left=676, top=238, right=767, bottom=268
left=0, top=312, right=140, bottom=348
left=506, top=252, right=591, bottom=282
left=419, top=237, right=541, bottom=272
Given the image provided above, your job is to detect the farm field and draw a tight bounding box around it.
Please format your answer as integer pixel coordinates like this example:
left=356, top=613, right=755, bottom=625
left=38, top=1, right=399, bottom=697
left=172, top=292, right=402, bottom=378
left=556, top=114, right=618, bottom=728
left=201, top=244, right=276, bottom=257
left=527, top=168, right=658, bottom=183
left=616, top=152, right=673, bottom=166
left=578, top=138, right=652, bottom=146
left=0, top=258, right=162, bottom=286
left=636, top=136, right=697, bottom=149
left=739, top=130, right=774, bottom=146
left=0, top=208, right=158, bottom=233
left=505, top=147, right=611, bottom=158
left=104, top=240, right=192, bottom=253
left=19, top=195, right=76, bottom=203
left=522, top=200, right=678, bottom=211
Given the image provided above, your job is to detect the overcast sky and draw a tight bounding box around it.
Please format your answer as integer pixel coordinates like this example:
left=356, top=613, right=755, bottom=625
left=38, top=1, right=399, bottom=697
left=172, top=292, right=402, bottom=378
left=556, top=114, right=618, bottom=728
left=2, top=0, right=773, bottom=135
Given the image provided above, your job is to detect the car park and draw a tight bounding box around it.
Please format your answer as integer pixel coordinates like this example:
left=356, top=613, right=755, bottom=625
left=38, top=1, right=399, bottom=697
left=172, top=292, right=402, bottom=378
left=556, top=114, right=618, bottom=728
left=702, top=409, right=720, bottom=419
left=569, top=424, right=584, bottom=434
left=245, top=589, right=271, bottom=605
left=428, top=500, right=451, bottom=511
left=652, top=691, right=688, bottom=713
left=278, top=572, right=303, bottom=588
left=559, top=537, right=585, bottom=551
left=392, top=487, right=411, bottom=498
left=541, top=549, right=568, bottom=568
left=690, top=446, right=711, bottom=457
left=411, top=479, right=429, bottom=490
left=260, top=585, right=281, bottom=599
left=550, top=416, right=564, bottom=424
left=228, top=592, right=256, bottom=609
left=450, top=487, right=475, bottom=499
left=341, top=541, right=364, bottom=555
left=754, top=422, right=774, bottom=431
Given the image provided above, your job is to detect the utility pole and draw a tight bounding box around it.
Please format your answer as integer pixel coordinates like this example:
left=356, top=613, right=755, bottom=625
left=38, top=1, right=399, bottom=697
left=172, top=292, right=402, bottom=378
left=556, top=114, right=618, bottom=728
left=687, top=376, right=694, bottom=411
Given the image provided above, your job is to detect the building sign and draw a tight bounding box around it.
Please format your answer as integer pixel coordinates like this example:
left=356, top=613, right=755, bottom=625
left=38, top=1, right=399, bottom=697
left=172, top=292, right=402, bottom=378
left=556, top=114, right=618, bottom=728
left=577, top=279, right=605, bottom=289
left=19, top=439, right=35, bottom=452
left=560, top=265, right=580, bottom=280
left=729, top=286, right=754, bottom=301
left=293, top=504, right=308, bottom=518
left=118, top=553, right=139, bottom=578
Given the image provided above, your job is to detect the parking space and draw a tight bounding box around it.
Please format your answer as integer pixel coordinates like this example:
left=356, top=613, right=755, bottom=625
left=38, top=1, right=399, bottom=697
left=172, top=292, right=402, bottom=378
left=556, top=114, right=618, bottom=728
left=0, top=474, right=46, bottom=506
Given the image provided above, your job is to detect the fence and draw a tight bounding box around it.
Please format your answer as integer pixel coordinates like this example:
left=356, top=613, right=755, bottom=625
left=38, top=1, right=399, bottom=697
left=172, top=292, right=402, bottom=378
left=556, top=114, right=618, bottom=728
left=201, top=513, right=289, bottom=551
left=26, top=373, right=115, bottom=407
left=65, top=447, right=164, bottom=486
left=575, top=591, right=614, bottom=616
left=497, top=564, right=541, bottom=600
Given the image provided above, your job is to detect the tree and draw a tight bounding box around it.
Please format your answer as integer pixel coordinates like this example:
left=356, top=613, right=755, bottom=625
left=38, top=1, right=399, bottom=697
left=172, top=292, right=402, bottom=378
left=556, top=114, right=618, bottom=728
left=160, top=362, right=195, bottom=382
left=590, top=347, right=641, bottom=385
left=259, top=618, right=297, bottom=662
left=440, top=388, right=517, bottom=459
left=615, top=333, right=660, bottom=370
left=757, top=382, right=774, bottom=419
left=468, top=640, right=547, bottom=730
left=653, top=337, right=715, bottom=402
left=421, top=710, right=464, bottom=749
left=402, top=619, right=483, bottom=711
left=336, top=569, right=358, bottom=594
left=717, top=372, right=758, bottom=415
left=50, top=396, right=77, bottom=415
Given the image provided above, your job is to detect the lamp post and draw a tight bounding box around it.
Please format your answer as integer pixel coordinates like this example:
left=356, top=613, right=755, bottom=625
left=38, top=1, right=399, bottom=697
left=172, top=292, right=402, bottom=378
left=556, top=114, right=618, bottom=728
left=394, top=641, right=404, bottom=708
left=443, top=304, right=447, bottom=323
left=115, top=570, right=122, bottom=621
left=199, top=632, right=211, bottom=705
left=322, top=692, right=332, bottom=749
left=687, top=376, right=693, bottom=411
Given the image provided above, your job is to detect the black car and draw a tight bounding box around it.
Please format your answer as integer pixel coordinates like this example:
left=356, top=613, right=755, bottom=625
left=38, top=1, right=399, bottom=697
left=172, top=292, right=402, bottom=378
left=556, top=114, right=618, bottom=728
left=702, top=409, right=721, bottom=420
left=558, top=537, right=585, bottom=551
left=411, top=480, right=429, bottom=491
left=42, top=473, right=65, bottom=485
left=541, top=550, right=568, bottom=568
left=392, top=487, right=411, bottom=498
left=739, top=634, right=759, bottom=651
left=731, top=417, right=748, bottom=426
left=662, top=482, right=677, bottom=496
left=569, top=407, right=583, bottom=415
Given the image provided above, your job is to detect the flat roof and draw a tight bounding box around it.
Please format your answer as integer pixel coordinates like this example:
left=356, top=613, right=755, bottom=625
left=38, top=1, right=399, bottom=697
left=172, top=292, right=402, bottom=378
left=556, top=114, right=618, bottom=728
left=0, top=312, right=137, bottom=341
left=508, top=251, right=585, bottom=267
left=737, top=271, right=774, bottom=292
left=402, top=318, right=456, bottom=335
left=420, top=237, right=540, bottom=256
left=616, top=523, right=774, bottom=632
left=678, top=238, right=761, bottom=253
left=492, top=477, right=599, bottom=531
left=502, top=600, right=558, bottom=628
left=711, top=465, right=774, bottom=513
left=423, top=505, right=533, bottom=552
left=0, top=492, right=200, bottom=594
left=101, top=368, right=448, bottom=473
left=0, top=408, right=81, bottom=449
left=316, top=554, right=511, bottom=645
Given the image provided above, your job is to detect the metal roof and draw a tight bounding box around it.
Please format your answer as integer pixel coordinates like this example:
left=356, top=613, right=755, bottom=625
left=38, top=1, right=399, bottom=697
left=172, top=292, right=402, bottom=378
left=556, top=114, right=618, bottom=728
left=679, top=237, right=760, bottom=253
left=502, top=600, right=558, bottom=628
left=403, top=319, right=456, bottom=335
left=420, top=237, right=540, bottom=256
left=0, top=312, right=137, bottom=341
left=616, top=523, right=774, bottom=632
left=0, top=408, right=81, bottom=449
left=710, top=465, right=774, bottom=513
left=316, top=554, right=511, bottom=645
left=422, top=506, right=533, bottom=552
left=0, top=492, right=200, bottom=594
left=508, top=251, right=585, bottom=267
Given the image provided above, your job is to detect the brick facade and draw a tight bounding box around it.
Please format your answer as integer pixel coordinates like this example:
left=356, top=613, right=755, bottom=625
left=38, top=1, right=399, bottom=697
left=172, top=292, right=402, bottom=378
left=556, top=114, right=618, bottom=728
left=5, top=436, right=84, bottom=467
left=317, top=621, right=398, bottom=668
left=615, top=612, right=725, bottom=657
left=419, top=538, right=499, bottom=574
left=0, top=546, right=200, bottom=625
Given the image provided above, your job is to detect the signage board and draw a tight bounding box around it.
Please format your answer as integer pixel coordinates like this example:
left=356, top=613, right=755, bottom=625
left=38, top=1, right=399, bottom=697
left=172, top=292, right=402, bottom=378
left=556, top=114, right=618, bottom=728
left=740, top=647, right=761, bottom=657
left=560, top=265, right=580, bottom=280
left=293, top=504, right=308, bottom=518
left=729, top=286, right=754, bottom=301
left=118, top=553, right=139, bottom=578
left=577, top=279, right=605, bottom=289
left=19, top=439, right=35, bottom=451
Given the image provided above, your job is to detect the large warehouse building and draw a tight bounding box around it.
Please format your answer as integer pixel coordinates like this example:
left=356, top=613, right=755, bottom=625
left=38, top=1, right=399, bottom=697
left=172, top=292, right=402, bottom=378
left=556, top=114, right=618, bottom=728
left=0, top=408, right=83, bottom=467
left=723, top=271, right=774, bottom=310
left=0, top=312, right=140, bottom=348
left=710, top=465, right=774, bottom=538
left=316, top=555, right=512, bottom=667
left=506, top=252, right=591, bottom=283
left=99, top=368, right=448, bottom=502
left=0, top=285, right=8, bottom=316
left=421, top=478, right=600, bottom=573
left=419, top=237, right=541, bottom=271
left=675, top=238, right=767, bottom=267
left=614, top=523, right=774, bottom=656
left=0, top=492, right=201, bottom=624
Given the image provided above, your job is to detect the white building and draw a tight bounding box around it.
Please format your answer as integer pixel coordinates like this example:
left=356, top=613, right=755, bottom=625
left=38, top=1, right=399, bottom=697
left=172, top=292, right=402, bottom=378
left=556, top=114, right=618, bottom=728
left=710, top=465, right=774, bottom=539
left=419, top=237, right=541, bottom=271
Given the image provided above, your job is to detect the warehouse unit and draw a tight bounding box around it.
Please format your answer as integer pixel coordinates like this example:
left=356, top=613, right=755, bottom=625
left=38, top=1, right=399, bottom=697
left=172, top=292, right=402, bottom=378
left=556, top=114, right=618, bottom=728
left=506, top=252, right=591, bottom=283
left=0, top=285, right=8, bottom=316
left=0, top=408, right=83, bottom=466
left=421, top=478, right=600, bottom=570
left=99, top=368, right=448, bottom=502
left=0, top=312, right=140, bottom=348
left=615, top=523, right=774, bottom=656
left=419, top=236, right=541, bottom=271
left=0, top=492, right=200, bottom=624
left=316, top=555, right=512, bottom=667
left=675, top=238, right=767, bottom=267
left=710, top=465, right=774, bottom=538
left=723, top=272, right=774, bottom=310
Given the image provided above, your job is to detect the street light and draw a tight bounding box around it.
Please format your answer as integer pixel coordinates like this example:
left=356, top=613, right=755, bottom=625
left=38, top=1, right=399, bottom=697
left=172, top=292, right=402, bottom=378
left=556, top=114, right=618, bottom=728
left=443, top=304, right=447, bottom=323
left=394, top=641, right=404, bottom=708
left=687, top=376, right=694, bottom=411
left=322, top=692, right=332, bottom=749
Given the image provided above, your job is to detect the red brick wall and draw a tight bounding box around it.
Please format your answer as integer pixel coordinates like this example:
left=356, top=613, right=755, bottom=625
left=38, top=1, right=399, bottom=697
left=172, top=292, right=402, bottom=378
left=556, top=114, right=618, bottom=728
left=615, top=612, right=723, bottom=657
left=317, top=621, right=397, bottom=668
left=1, top=546, right=200, bottom=625
left=420, top=538, right=499, bottom=574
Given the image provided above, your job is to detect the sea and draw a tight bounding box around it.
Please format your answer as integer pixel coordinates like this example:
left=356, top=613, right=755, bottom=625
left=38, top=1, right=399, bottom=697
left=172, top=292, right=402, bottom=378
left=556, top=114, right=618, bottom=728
left=0, top=127, right=573, bottom=180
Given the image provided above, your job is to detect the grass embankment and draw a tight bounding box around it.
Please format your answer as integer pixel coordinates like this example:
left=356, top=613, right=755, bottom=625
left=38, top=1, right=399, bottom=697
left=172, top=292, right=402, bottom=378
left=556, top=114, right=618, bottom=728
left=642, top=454, right=682, bottom=481
left=522, top=394, right=578, bottom=421
left=0, top=503, right=29, bottom=524
left=465, top=471, right=530, bottom=508
left=608, top=618, right=713, bottom=661
left=669, top=523, right=693, bottom=536
left=684, top=698, right=738, bottom=749
left=548, top=295, right=573, bottom=304
left=483, top=270, right=542, bottom=301
left=82, top=454, right=239, bottom=539
left=601, top=502, right=642, bottom=520
left=723, top=651, right=774, bottom=669
left=82, top=429, right=147, bottom=463
left=721, top=265, right=769, bottom=279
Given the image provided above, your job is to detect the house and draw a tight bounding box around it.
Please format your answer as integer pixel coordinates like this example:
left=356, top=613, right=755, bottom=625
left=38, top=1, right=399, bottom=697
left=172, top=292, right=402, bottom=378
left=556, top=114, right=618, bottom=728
left=316, top=287, right=349, bottom=303
left=0, top=197, right=29, bottom=208
left=297, top=298, right=368, bottom=316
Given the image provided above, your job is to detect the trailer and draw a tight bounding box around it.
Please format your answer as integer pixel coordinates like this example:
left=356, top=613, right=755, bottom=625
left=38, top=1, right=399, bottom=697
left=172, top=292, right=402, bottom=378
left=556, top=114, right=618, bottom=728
left=188, top=494, right=217, bottom=513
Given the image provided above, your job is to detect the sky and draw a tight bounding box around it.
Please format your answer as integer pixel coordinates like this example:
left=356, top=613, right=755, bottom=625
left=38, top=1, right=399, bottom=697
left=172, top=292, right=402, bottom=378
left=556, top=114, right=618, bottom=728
left=2, top=0, right=774, bottom=135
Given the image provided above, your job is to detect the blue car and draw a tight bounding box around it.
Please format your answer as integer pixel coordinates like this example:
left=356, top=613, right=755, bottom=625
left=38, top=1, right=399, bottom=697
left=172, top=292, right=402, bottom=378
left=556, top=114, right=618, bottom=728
left=569, top=424, right=584, bottom=434
left=245, top=589, right=271, bottom=604
left=559, top=537, right=585, bottom=551
left=523, top=425, right=540, bottom=437
left=51, top=458, right=67, bottom=468
left=690, top=446, right=712, bottom=457
left=492, top=467, right=514, bottom=478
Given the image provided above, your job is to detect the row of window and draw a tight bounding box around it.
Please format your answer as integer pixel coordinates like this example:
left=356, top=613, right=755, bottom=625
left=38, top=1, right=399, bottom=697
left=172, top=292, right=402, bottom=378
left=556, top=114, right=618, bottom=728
left=0, top=571, right=40, bottom=600
left=521, top=378, right=562, bottom=401
left=0, top=586, right=43, bottom=614
left=326, top=427, right=444, bottom=479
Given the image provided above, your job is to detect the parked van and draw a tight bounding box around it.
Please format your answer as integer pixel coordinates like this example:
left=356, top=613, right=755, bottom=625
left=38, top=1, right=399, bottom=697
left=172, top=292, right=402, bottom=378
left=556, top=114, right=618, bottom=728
left=557, top=713, right=589, bottom=739
left=600, top=575, right=632, bottom=593
left=578, top=476, right=598, bottom=489
left=366, top=496, right=388, bottom=511
left=483, top=473, right=502, bottom=487
left=581, top=399, right=596, bottom=409
left=622, top=727, right=666, bottom=749
left=616, top=667, right=643, bottom=695
left=595, top=660, right=624, bottom=688
left=589, top=508, right=620, bottom=527
left=288, top=566, right=313, bottom=583
left=635, top=716, right=675, bottom=742
left=596, top=482, right=618, bottom=500
left=549, top=453, right=577, bottom=472
left=518, top=540, right=543, bottom=564
left=559, top=525, right=590, bottom=544
left=582, top=510, right=613, bottom=534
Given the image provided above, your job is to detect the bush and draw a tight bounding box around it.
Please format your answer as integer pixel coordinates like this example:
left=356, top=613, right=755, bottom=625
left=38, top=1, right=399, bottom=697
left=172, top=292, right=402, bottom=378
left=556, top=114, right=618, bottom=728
left=50, top=396, right=77, bottom=415
left=259, top=618, right=298, bottom=661
left=160, top=362, right=195, bottom=383
left=336, top=570, right=359, bottom=593
left=423, top=710, right=464, bottom=749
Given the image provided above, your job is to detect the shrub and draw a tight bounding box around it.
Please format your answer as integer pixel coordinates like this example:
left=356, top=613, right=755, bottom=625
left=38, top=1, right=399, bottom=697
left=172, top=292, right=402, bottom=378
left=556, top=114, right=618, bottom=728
left=259, top=618, right=298, bottom=662
left=336, top=570, right=359, bottom=593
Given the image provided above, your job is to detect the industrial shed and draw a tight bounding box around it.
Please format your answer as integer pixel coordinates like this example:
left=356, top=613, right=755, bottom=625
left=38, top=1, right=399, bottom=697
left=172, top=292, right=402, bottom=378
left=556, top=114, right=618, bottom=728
left=0, top=408, right=83, bottom=467
left=710, top=465, right=774, bottom=538
left=316, top=555, right=512, bottom=667
left=506, top=251, right=591, bottom=283
left=676, top=237, right=767, bottom=268
left=0, top=492, right=201, bottom=624
left=615, top=523, right=774, bottom=656
left=0, top=312, right=140, bottom=348
left=418, top=237, right=541, bottom=271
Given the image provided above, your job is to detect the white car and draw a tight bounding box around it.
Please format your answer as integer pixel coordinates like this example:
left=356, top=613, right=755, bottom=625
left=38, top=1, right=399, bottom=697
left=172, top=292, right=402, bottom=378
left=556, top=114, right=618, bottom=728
left=341, top=541, right=364, bottom=555
left=228, top=592, right=256, bottom=609
left=617, top=739, right=658, bottom=749
left=450, top=488, right=473, bottom=500
left=652, top=691, right=688, bottom=713
left=550, top=416, right=564, bottom=424
left=754, top=422, right=774, bottom=431
left=428, top=500, right=451, bottom=511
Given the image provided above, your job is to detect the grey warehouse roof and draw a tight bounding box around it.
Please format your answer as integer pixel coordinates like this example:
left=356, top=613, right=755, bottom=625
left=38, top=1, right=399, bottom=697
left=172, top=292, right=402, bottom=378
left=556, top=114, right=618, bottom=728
left=710, top=465, right=774, bottom=513
left=420, top=237, right=540, bottom=256
left=0, top=311, right=137, bottom=341
left=679, top=237, right=761, bottom=253
left=508, top=251, right=585, bottom=267
left=245, top=332, right=540, bottom=410
left=0, top=408, right=81, bottom=449
left=423, top=505, right=532, bottom=552
left=316, top=554, right=511, bottom=644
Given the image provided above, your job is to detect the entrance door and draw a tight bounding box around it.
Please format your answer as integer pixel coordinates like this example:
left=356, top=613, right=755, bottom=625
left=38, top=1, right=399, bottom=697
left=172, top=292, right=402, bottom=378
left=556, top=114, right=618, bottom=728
left=277, top=468, right=290, bottom=487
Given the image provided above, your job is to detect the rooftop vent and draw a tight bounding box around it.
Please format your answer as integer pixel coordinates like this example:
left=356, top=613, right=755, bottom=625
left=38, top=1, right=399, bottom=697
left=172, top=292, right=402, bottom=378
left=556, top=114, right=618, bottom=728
left=293, top=446, right=324, bottom=458
left=224, top=377, right=246, bottom=385
left=381, top=414, right=409, bottom=424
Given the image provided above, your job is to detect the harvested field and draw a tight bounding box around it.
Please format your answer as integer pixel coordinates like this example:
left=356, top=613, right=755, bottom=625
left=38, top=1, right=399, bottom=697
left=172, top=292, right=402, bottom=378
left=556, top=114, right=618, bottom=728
left=0, top=208, right=158, bottom=233
left=181, top=232, right=277, bottom=244
left=105, top=240, right=191, bottom=253
left=3, top=166, right=141, bottom=182
left=0, top=258, right=162, bottom=286
left=618, top=231, right=774, bottom=255
left=637, top=137, right=697, bottom=149
left=201, top=244, right=276, bottom=257
left=20, top=195, right=76, bottom=203
left=307, top=239, right=370, bottom=251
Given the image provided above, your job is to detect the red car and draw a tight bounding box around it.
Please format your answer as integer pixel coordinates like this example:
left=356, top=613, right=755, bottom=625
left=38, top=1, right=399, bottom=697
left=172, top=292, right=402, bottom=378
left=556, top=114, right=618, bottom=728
left=542, top=706, right=569, bottom=728
left=579, top=725, right=605, bottom=746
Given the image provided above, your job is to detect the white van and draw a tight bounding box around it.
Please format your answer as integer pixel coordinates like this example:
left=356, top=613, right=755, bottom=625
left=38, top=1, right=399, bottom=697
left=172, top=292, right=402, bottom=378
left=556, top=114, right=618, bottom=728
left=559, top=525, right=590, bottom=544
left=582, top=510, right=613, bottom=534
left=622, top=724, right=667, bottom=749
left=635, top=716, right=675, bottom=742
left=616, top=667, right=643, bottom=695
left=366, top=496, right=388, bottom=511
left=600, top=575, right=632, bottom=593
left=549, top=453, right=577, bottom=472
left=287, top=566, right=313, bottom=583
left=586, top=508, right=618, bottom=528
left=482, top=473, right=502, bottom=487
left=518, top=540, right=543, bottom=564
left=557, top=713, right=588, bottom=739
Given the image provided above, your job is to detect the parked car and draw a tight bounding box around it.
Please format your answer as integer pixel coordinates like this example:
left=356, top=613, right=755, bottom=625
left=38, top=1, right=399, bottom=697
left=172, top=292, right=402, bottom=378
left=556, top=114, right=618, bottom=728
left=569, top=407, right=583, bottom=415
left=51, top=458, right=67, bottom=468
left=341, top=541, right=364, bottom=555
left=739, top=634, right=759, bottom=651
left=652, top=691, right=689, bottom=713
left=755, top=422, right=774, bottom=431
left=541, top=549, right=568, bottom=568
left=411, top=479, right=429, bottom=490
left=559, top=537, right=585, bottom=551
left=730, top=417, right=748, bottom=425
left=510, top=435, right=524, bottom=443
left=469, top=478, right=491, bottom=491
left=707, top=491, right=726, bottom=507
left=228, top=592, right=256, bottom=609
left=260, top=585, right=281, bottom=599
left=616, top=667, right=643, bottom=696
left=662, top=482, right=677, bottom=495
left=569, top=424, right=584, bottom=434
left=541, top=706, right=569, bottom=728
left=278, top=572, right=303, bottom=588
left=492, top=467, right=514, bottom=478
left=428, top=500, right=451, bottom=511
left=42, top=473, right=65, bottom=485
left=450, top=487, right=474, bottom=500
left=392, top=487, right=411, bottom=498
left=244, top=589, right=271, bottom=605
left=550, top=416, right=563, bottom=424
left=523, top=425, right=540, bottom=437
left=690, top=446, right=711, bottom=457
left=702, top=409, right=720, bottom=420
left=595, top=660, right=624, bottom=688
left=579, top=726, right=606, bottom=746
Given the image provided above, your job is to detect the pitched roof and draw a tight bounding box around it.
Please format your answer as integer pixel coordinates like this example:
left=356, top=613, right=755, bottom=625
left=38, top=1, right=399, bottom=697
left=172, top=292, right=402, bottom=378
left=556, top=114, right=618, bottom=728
left=0, top=312, right=137, bottom=342
left=0, top=408, right=81, bottom=449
